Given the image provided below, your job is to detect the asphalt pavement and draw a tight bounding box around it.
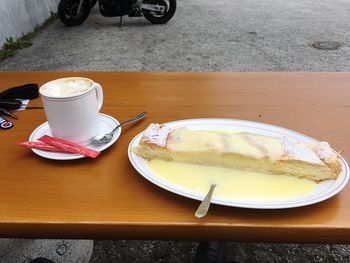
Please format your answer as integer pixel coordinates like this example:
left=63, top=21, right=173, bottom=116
left=1, top=0, right=350, bottom=71
left=1, top=0, right=350, bottom=262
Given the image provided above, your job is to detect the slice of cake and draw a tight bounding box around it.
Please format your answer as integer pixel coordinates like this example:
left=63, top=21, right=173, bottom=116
left=133, top=123, right=342, bottom=182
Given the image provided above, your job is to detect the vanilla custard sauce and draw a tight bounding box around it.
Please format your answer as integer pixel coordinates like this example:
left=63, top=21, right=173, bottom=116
left=148, top=160, right=316, bottom=201
left=167, top=129, right=285, bottom=160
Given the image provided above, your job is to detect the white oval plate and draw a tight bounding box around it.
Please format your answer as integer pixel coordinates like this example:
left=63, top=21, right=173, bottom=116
left=29, top=113, right=121, bottom=160
left=128, top=119, right=349, bottom=209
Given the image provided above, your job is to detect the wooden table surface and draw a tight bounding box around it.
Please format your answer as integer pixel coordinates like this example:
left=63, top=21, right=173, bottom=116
left=0, top=71, right=350, bottom=243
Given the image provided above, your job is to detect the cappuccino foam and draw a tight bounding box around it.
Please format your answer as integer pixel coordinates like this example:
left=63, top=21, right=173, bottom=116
left=41, top=79, right=92, bottom=97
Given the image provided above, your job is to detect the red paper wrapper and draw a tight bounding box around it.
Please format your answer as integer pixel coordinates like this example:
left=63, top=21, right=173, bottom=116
left=16, top=141, right=67, bottom=152
left=38, top=135, right=100, bottom=158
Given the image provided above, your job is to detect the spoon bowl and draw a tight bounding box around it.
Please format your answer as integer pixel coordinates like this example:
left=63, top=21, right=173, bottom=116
left=91, top=111, right=147, bottom=144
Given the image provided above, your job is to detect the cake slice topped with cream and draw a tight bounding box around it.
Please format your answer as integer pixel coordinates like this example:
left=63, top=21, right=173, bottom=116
left=133, top=123, right=342, bottom=182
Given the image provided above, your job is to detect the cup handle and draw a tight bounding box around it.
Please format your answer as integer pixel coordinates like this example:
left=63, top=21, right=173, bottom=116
left=94, top=83, right=103, bottom=111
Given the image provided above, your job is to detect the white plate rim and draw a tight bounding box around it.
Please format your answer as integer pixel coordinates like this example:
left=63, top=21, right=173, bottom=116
left=128, top=118, right=349, bottom=209
left=29, top=113, right=121, bottom=160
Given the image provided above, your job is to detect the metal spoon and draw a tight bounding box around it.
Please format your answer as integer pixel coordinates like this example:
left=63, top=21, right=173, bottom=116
left=195, top=184, right=217, bottom=218
left=91, top=111, right=147, bottom=144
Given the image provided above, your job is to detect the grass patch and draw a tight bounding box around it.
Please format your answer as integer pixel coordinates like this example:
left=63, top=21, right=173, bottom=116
left=0, top=13, right=57, bottom=62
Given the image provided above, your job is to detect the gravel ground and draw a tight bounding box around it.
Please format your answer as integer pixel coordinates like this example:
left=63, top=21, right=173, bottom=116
left=89, top=241, right=350, bottom=262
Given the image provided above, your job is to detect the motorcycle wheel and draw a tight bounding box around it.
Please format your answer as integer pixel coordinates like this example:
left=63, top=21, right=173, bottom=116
left=142, top=0, right=176, bottom=24
left=58, top=0, right=91, bottom=26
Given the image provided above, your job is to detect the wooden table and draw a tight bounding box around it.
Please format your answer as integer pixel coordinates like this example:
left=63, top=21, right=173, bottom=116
left=0, top=71, right=349, bottom=243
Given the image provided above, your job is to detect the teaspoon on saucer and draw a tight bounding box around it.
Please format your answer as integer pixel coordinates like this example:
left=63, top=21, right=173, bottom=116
left=91, top=111, right=147, bottom=144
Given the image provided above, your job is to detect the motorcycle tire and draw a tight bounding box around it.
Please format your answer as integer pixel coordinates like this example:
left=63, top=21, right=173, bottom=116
left=142, top=0, right=176, bottom=24
left=58, top=0, right=91, bottom=26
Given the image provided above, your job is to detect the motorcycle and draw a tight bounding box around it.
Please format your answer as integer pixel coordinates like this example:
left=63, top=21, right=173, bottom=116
left=58, top=0, right=176, bottom=26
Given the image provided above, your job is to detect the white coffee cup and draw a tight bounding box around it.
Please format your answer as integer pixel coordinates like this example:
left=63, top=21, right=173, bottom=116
left=39, top=77, right=103, bottom=145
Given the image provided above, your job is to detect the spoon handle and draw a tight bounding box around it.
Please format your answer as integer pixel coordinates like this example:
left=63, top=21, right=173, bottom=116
left=107, top=111, right=147, bottom=135
left=195, top=184, right=216, bottom=218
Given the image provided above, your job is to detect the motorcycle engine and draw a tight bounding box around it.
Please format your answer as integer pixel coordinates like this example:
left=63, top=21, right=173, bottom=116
left=99, top=0, right=133, bottom=16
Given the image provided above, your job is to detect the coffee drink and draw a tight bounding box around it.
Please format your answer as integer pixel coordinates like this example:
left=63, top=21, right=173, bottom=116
left=39, top=77, right=103, bottom=144
left=40, top=78, right=92, bottom=98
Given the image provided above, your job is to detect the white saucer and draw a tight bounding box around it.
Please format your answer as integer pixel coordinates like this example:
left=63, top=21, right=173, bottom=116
left=29, top=113, right=121, bottom=160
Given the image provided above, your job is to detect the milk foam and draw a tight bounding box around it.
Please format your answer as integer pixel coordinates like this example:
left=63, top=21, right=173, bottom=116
left=41, top=78, right=92, bottom=97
